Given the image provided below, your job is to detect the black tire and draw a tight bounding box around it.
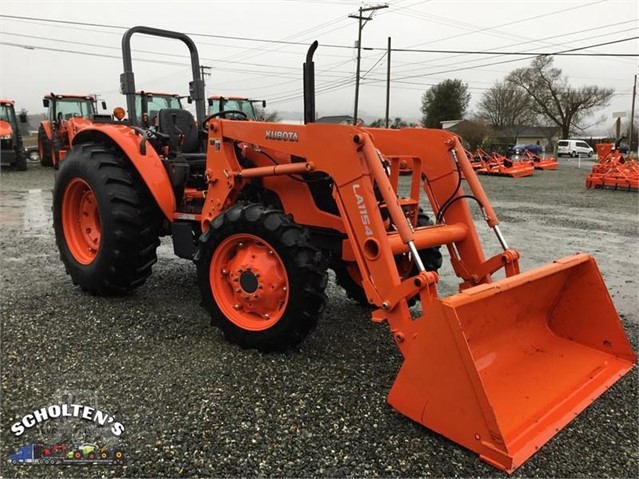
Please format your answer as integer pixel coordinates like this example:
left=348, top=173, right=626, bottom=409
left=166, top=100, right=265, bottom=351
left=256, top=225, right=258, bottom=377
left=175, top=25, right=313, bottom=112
left=53, top=142, right=162, bottom=295
left=571, top=151, right=577, bottom=158
left=196, top=203, right=328, bottom=352
left=588, top=151, right=593, bottom=158
left=334, top=211, right=443, bottom=306
left=38, top=125, right=53, bottom=166
left=15, top=150, right=27, bottom=171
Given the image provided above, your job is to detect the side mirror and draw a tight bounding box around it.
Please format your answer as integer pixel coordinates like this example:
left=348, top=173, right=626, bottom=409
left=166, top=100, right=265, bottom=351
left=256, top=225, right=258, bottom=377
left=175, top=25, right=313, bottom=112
left=101, top=101, right=107, bottom=110
left=187, top=96, right=193, bottom=104
left=43, top=99, right=50, bottom=108
left=262, top=100, right=267, bottom=108
left=19, top=112, right=28, bottom=123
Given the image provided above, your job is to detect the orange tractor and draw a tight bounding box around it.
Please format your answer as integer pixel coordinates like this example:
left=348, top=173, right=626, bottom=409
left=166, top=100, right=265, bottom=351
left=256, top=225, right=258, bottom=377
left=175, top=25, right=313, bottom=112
left=52, top=27, right=636, bottom=473
left=207, top=95, right=266, bottom=121
left=0, top=99, right=28, bottom=171
left=136, top=91, right=183, bottom=126
left=38, top=93, right=108, bottom=168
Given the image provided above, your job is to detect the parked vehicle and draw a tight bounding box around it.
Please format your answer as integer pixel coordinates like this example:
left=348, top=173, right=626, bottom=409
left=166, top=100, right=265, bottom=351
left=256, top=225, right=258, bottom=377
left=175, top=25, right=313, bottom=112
left=136, top=91, right=183, bottom=126
left=207, top=96, right=265, bottom=120
left=0, top=99, right=28, bottom=171
left=509, top=144, right=543, bottom=156
left=38, top=94, right=108, bottom=168
left=557, top=139, right=594, bottom=157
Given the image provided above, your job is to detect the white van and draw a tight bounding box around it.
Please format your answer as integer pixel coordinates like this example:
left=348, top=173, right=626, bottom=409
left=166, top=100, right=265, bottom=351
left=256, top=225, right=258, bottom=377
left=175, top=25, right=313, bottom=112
left=557, top=139, right=594, bottom=157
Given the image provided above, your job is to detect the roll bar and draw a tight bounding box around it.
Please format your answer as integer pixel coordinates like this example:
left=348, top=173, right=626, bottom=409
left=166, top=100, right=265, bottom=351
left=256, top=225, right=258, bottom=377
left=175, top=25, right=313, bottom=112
left=120, top=26, right=206, bottom=127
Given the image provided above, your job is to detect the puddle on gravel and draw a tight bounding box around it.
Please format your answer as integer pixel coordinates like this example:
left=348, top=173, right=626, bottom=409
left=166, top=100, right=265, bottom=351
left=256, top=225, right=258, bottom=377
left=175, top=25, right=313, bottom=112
left=0, top=189, right=53, bottom=236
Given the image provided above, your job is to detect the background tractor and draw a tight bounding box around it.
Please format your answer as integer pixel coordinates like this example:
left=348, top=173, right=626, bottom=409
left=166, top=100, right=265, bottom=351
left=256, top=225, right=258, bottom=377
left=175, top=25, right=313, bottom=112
left=135, top=91, right=183, bottom=126
left=207, top=95, right=265, bottom=121
left=38, top=93, right=108, bottom=168
left=51, top=26, right=636, bottom=473
left=0, top=99, right=28, bottom=171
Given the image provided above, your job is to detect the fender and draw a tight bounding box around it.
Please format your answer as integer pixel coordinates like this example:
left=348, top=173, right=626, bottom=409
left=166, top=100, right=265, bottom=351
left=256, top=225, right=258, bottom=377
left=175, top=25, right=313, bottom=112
left=40, top=121, right=53, bottom=140
left=72, top=124, right=176, bottom=221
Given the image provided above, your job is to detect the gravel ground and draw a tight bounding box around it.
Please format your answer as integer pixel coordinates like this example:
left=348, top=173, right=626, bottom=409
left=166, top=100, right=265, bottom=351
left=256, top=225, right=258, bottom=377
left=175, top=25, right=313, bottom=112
left=1, top=157, right=637, bottom=478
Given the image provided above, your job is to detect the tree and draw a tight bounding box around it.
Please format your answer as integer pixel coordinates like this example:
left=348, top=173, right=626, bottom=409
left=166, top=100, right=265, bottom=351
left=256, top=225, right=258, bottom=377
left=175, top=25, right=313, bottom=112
left=476, top=81, right=536, bottom=141
left=455, top=119, right=492, bottom=150
left=254, top=106, right=281, bottom=122
left=507, top=56, right=614, bottom=139
left=368, top=117, right=409, bottom=129
left=420, top=79, right=471, bottom=128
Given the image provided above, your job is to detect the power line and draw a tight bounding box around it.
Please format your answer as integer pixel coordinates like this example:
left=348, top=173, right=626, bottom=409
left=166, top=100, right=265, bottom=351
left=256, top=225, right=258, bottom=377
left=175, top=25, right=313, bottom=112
left=389, top=21, right=639, bottom=75
left=1, top=14, right=636, bottom=57
left=399, top=0, right=608, bottom=49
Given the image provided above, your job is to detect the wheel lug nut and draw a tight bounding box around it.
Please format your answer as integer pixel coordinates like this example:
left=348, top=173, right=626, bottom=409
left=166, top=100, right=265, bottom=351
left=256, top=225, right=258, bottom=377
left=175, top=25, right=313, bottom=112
left=233, top=304, right=241, bottom=310
left=221, top=269, right=228, bottom=275
left=282, top=286, right=287, bottom=292
left=264, top=314, right=270, bottom=320
left=235, top=288, right=241, bottom=293
left=268, top=250, right=274, bottom=255
left=238, top=242, right=243, bottom=248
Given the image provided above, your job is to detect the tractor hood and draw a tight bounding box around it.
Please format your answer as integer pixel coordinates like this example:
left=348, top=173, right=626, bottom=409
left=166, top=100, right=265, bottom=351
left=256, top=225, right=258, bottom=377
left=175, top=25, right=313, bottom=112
left=0, top=120, right=13, bottom=138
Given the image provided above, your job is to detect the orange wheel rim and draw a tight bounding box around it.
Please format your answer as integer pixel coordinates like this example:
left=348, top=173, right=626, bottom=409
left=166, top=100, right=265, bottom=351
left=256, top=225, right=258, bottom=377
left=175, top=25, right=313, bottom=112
left=210, top=233, right=289, bottom=331
left=62, top=178, right=101, bottom=265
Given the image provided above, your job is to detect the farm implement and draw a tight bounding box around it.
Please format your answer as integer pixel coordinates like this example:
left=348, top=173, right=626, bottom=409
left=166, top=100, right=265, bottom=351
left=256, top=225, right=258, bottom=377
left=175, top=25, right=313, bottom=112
left=472, top=148, right=534, bottom=177
left=51, top=26, right=636, bottom=473
left=521, top=150, right=558, bottom=170
left=586, top=146, right=638, bottom=191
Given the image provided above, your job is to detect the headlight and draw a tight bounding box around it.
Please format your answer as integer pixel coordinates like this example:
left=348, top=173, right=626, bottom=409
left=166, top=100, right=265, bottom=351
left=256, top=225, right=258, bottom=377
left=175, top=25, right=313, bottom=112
left=0, top=135, right=11, bottom=140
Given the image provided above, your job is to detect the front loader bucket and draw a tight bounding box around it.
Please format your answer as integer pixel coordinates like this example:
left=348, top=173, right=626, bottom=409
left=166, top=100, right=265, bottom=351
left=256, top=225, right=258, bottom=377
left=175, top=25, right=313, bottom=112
left=388, top=253, right=635, bottom=473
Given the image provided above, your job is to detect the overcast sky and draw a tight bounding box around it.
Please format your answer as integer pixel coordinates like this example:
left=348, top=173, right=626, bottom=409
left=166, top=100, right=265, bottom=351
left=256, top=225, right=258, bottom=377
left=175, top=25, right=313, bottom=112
left=1, top=0, right=637, bottom=130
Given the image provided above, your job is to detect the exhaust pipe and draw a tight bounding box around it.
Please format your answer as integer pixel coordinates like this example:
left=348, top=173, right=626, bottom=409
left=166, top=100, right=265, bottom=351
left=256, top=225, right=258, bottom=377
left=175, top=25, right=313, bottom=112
left=303, top=41, right=318, bottom=124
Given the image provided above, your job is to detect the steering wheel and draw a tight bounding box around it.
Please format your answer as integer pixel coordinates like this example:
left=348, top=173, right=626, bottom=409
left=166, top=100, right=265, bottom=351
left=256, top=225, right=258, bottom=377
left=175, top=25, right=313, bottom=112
left=202, top=110, right=249, bottom=130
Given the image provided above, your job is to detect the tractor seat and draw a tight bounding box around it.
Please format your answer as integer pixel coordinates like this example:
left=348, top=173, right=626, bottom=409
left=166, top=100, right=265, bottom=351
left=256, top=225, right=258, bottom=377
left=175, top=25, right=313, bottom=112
left=157, top=109, right=201, bottom=154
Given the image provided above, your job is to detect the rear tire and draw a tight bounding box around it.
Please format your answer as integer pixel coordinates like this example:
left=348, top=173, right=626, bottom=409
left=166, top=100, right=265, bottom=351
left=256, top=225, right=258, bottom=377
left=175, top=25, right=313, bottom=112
left=571, top=151, right=577, bottom=158
left=335, top=210, right=443, bottom=306
left=197, top=203, right=328, bottom=352
left=53, top=142, right=162, bottom=295
left=38, top=125, right=53, bottom=166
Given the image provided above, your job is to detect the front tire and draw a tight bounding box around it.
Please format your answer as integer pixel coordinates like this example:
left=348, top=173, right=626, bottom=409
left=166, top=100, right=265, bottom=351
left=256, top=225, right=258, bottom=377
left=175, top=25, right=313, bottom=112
left=53, top=142, right=162, bottom=295
left=197, top=203, right=328, bottom=352
left=38, top=125, right=53, bottom=166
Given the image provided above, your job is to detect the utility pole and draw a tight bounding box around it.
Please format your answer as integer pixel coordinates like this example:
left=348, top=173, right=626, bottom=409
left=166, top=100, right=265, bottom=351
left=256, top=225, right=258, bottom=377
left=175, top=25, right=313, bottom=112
left=385, top=36, right=391, bottom=128
left=200, top=65, right=211, bottom=90
left=349, top=3, right=388, bottom=125
left=630, top=74, right=637, bottom=151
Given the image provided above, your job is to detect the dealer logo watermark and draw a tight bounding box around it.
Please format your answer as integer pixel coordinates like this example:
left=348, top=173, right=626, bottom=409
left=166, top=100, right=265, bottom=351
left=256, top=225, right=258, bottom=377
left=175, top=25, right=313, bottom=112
left=7, top=389, right=126, bottom=466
